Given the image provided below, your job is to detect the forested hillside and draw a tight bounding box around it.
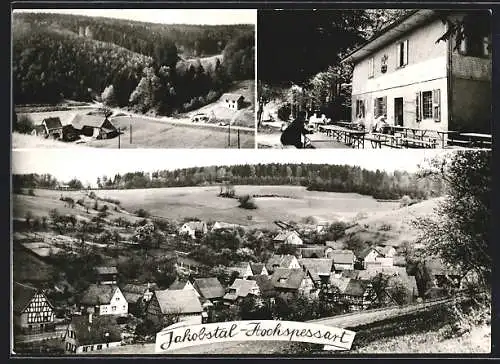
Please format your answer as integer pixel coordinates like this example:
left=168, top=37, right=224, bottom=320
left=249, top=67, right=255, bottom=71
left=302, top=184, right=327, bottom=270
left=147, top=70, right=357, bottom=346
left=12, top=12, right=254, bottom=114
left=13, top=163, right=445, bottom=200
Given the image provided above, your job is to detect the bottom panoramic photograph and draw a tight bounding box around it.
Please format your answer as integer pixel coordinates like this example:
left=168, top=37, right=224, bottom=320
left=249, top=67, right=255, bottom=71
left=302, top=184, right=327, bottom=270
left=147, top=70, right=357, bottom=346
left=11, top=148, right=491, bottom=356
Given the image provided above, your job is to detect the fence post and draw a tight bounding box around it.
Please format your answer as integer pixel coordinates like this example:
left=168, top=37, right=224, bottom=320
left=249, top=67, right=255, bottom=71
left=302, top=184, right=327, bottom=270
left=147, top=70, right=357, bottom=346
left=228, top=124, right=231, bottom=147
left=237, top=129, right=240, bottom=149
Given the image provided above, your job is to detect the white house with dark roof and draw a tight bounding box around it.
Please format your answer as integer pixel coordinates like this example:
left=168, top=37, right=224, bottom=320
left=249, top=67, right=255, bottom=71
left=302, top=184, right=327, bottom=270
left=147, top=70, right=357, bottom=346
left=343, top=9, right=491, bottom=136
left=64, top=314, right=122, bottom=353
left=221, top=93, right=245, bottom=110
left=179, top=221, right=208, bottom=239
left=272, top=230, right=303, bottom=245
left=79, top=284, right=128, bottom=316
left=223, top=279, right=260, bottom=304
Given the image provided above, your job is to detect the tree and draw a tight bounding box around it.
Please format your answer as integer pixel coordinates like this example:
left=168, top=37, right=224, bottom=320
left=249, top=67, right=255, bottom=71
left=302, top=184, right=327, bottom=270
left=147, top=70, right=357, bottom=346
left=101, top=85, right=117, bottom=107
left=14, top=114, right=34, bottom=134
left=413, top=150, right=491, bottom=290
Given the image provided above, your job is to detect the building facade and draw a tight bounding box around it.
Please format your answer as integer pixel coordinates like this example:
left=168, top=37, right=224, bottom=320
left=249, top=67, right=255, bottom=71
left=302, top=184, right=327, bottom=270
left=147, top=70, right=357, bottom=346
left=13, top=282, right=55, bottom=334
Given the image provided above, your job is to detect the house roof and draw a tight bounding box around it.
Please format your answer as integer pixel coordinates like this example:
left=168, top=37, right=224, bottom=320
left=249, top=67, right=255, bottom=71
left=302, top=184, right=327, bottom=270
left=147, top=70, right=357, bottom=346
left=299, top=246, right=326, bottom=258
left=80, top=285, right=120, bottom=306
left=329, top=277, right=351, bottom=293
left=43, top=117, right=63, bottom=130
left=358, top=247, right=380, bottom=259
left=357, top=266, right=409, bottom=280
left=250, top=263, right=266, bottom=275
left=168, top=279, right=188, bottom=290
left=192, top=278, right=225, bottom=299
left=376, top=246, right=394, bottom=257
left=221, top=93, right=244, bottom=101
left=212, top=222, right=239, bottom=231
left=270, top=268, right=306, bottom=290
left=298, top=258, right=333, bottom=281
left=13, top=282, right=42, bottom=313
left=266, top=254, right=297, bottom=272
left=95, top=266, right=118, bottom=275
left=69, top=315, right=122, bottom=346
left=121, top=283, right=157, bottom=295
left=123, top=291, right=143, bottom=303
left=154, top=289, right=202, bottom=314
left=249, top=275, right=276, bottom=298
left=331, top=250, right=356, bottom=265
left=343, top=279, right=370, bottom=297
left=342, top=9, right=435, bottom=63
left=273, top=230, right=300, bottom=242
left=71, top=114, right=107, bottom=129
left=224, top=279, right=259, bottom=301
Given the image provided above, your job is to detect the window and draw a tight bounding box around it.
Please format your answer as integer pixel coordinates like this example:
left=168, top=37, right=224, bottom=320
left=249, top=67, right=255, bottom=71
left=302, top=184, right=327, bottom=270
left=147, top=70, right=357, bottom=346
left=374, top=97, right=387, bottom=118
left=397, top=40, right=409, bottom=67
left=116, top=297, right=120, bottom=301
left=458, top=15, right=491, bottom=57
left=415, top=89, right=441, bottom=122
left=97, top=344, right=103, bottom=350
left=368, top=57, right=374, bottom=78
left=112, top=306, right=116, bottom=312
left=83, top=347, right=88, bottom=352
left=355, top=100, right=365, bottom=118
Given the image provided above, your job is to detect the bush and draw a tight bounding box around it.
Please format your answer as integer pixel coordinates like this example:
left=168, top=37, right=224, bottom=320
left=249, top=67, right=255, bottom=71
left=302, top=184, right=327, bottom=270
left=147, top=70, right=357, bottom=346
left=379, top=223, right=392, bottom=231
left=135, top=208, right=150, bottom=218
left=14, top=114, right=34, bottom=134
left=238, top=195, right=257, bottom=209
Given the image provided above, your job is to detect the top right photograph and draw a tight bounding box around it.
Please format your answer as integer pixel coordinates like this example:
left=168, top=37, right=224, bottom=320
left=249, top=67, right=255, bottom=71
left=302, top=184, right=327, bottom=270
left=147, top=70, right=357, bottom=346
left=257, top=9, right=492, bottom=149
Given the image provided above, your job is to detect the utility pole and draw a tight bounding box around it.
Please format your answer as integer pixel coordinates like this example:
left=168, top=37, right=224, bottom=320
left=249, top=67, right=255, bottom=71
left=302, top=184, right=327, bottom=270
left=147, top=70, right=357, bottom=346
left=237, top=128, right=240, bottom=149
left=118, top=127, right=121, bottom=149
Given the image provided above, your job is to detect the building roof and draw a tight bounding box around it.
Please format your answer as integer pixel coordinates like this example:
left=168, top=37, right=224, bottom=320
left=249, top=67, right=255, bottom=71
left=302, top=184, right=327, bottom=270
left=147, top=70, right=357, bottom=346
left=331, top=250, right=356, bottom=265
left=270, top=268, right=306, bottom=290
left=80, top=285, right=120, bottom=306
left=357, top=266, right=409, bottom=280
left=342, top=9, right=435, bottom=63
left=250, top=263, right=266, bottom=275
left=69, top=315, right=122, bottom=346
left=122, top=291, right=143, bottom=303
left=71, top=114, right=108, bottom=129
left=298, top=258, right=333, bottom=281
left=168, top=279, right=188, bottom=290
left=221, top=93, right=244, bottom=101
left=273, top=230, right=300, bottom=242
left=266, top=254, right=297, bottom=273
left=224, top=279, right=259, bottom=300
left=121, top=283, right=157, bottom=295
left=299, top=246, right=326, bottom=258
left=192, top=278, right=225, bottom=300
left=154, top=289, right=202, bottom=314
left=358, top=247, right=380, bottom=259
left=43, top=117, right=63, bottom=130
left=249, top=275, right=276, bottom=298
left=212, top=222, right=240, bottom=231
left=95, top=266, right=118, bottom=275
left=329, top=277, right=351, bottom=293
left=376, top=246, right=395, bottom=257
left=343, top=279, right=370, bottom=297
left=13, top=282, right=41, bottom=313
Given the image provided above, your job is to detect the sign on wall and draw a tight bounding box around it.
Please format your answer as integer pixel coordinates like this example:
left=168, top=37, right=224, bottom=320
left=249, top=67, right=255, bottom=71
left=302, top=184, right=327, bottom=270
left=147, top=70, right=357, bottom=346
left=155, top=320, right=356, bottom=352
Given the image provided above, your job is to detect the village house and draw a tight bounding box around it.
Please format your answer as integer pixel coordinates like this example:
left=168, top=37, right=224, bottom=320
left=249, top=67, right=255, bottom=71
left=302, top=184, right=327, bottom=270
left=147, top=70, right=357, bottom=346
left=343, top=10, right=491, bottom=135
left=357, top=266, right=419, bottom=303
left=249, top=275, right=277, bottom=300
left=191, top=277, right=225, bottom=304
left=120, top=283, right=157, bottom=315
left=13, top=282, right=55, bottom=335
left=270, top=268, right=316, bottom=298
left=211, top=221, right=241, bottom=232
left=179, top=221, right=208, bottom=239
left=227, top=262, right=254, bottom=280
left=95, top=266, right=118, bottom=285
left=376, top=245, right=397, bottom=258
left=221, top=93, right=245, bottom=110
left=424, top=258, right=462, bottom=290
left=32, top=117, right=63, bottom=139
left=331, top=250, right=356, bottom=275
left=146, top=289, right=203, bottom=325
left=175, top=256, right=208, bottom=275
left=223, top=279, right=261, bottom=305
left=64, top=314, right=122, bottom=354
left=298, top=245, right=329, bottom=259
left=358, top=247, right=381, bottom=269
left=265, top=254, right=301, bottom=274
left=79, top=284, right=128, bottom=316
left=273, top=230, right=303, bottom=246
left=71, top=114, right=119, bottom=139
left=340, top=279, right=375, bottom=311
left=298, top=258, right=334, bottom=287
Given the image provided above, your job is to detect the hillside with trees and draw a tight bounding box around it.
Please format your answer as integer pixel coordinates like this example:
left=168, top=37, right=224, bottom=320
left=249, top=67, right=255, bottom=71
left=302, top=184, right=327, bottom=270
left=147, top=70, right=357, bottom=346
left=12, top=12, right=254, bottom=115
left=13, top=163, right=444, bottom=201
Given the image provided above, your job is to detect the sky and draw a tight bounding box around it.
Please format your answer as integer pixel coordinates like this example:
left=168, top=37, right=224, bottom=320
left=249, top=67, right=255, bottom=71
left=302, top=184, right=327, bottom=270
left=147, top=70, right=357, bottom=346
left=13, top=9, right=256, bottom=25
left=12, top=149, right=450, bottom=187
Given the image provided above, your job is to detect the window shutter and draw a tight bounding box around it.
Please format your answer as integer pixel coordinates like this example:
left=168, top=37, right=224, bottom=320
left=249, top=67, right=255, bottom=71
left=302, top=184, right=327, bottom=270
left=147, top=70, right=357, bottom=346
left=404, top=40, right=409, bottom=65
left=396, top=43, right=401, bottom=67
left=416, top=92, right=421, bottom=122
left=382, top=96, right=387, bottom=116
left=374, top=98, right=378, bottom=117
left=432, top=89, right=441, bottom=122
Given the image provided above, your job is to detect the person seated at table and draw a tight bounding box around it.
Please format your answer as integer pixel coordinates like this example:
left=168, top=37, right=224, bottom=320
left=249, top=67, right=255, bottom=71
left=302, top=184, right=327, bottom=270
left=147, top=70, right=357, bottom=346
left=281, top=111, right=313, bottom=148
left=373, top=114, right=388, bottom=133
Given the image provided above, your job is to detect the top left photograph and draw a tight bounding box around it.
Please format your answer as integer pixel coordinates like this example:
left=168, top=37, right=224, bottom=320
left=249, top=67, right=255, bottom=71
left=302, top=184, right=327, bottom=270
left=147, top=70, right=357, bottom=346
left=12, top=9, right=256, bottom=149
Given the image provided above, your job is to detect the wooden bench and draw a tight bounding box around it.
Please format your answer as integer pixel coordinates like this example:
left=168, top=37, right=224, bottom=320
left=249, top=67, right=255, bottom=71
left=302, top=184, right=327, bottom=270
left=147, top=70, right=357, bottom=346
left=447, top=139, right=473, bottom=148
left=368, top=133, right=402, bottom=148
left=401, top=137, right=436, bottom=149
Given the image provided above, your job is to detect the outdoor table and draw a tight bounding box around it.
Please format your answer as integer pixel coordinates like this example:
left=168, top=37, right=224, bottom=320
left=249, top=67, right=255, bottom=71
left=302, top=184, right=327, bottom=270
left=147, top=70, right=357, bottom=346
left=459, top=133, right=492, bottom=148
left=319, top=125, right=366, bottom=148
left=436, top=130, right=459, bottom=149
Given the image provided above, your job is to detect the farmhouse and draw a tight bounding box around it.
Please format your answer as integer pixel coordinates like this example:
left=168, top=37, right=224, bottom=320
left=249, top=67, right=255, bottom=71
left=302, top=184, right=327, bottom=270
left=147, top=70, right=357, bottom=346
left=298, top=258, right=334, bottom=285
left=357, top=246, right=394, bottom=269
left=95, top=266, right=118, bottom=285
left=221, top=93, right=245, bottom=110
left=71, top=114, right=119, bottom=139
left=223, top=279, right=261, bottom=304
left=13, top=282, right=55, bottom=335
left=228, top=262, right=253, bottom=279
left=343, top=10, right=491, bottom=134
left=211, top=221, right=240, bottom=232
left=32, top=117, right=63, bottom=139
left=79, top=284, right=128, bottom=316
left=298, top=245, right=328, bottom=259
left=250, top=263, right=268, bottom=276
left=341, top=279, right=374, bottom=311
left=64, top=314, right=122, bottom=354
left=249, top=275, right=277, bottom=299
left=270, top=268, right=315, bottom=298
left=120, top=283, right=157, bottom=315
left=266, top=254, right=301, bottom=274
left=179, top=221, right=208, bottom=239
left=146, top=289, right=203, bottom=325
left=191, top=277, right=225, bottom=303
left=331, top=250, right=356, bottom=273
left=272, top=230, right=303, bottom=245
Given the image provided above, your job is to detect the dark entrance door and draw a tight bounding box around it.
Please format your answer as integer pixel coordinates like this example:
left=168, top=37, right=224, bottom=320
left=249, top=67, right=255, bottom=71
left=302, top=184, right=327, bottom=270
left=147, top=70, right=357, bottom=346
left=394, top=97, right=404, bottom=126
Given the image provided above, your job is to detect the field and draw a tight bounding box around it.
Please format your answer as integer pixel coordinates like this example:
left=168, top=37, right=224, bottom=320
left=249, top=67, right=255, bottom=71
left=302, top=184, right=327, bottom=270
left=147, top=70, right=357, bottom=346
left=87, top=185, right=400, bottom=228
